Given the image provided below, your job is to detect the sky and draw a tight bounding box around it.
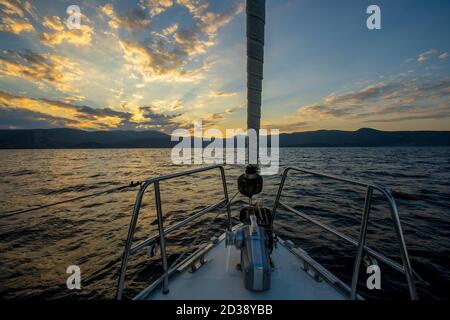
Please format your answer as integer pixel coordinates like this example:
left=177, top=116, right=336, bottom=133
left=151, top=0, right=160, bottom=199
left=0, top=0, right=449, bottom=133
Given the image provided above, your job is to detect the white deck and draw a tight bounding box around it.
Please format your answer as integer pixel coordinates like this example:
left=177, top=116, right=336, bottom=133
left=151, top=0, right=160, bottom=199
left=144, top=239, right=347, bottom=300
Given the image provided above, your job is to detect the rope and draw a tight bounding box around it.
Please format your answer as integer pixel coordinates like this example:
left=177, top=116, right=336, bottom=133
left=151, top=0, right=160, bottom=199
left=0, top=181, right=142, bottom=219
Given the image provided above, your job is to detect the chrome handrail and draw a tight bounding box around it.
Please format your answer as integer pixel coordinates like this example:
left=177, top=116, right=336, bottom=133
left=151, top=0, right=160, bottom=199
left=116, top=165, right=231, bottom=300
left=272, top=167, right=419, bottom=300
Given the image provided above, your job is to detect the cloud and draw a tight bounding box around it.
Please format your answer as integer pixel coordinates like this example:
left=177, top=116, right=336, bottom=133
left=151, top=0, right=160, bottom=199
left=42, top=15, right=65, bottom=32
left=117, top=31, right=212, bottom=81
left=40, top=21, right=94, bottom=47
left=297, top=78, right=450, bottom=123
left=439, top=52, right=449, bottom=61
left=0, top=15, right=33, bottom=34
left=364, top=112, right=450, bottom=123
left=209, top=91, right=236, bottom=98
left=99, top=2, right=209, bottom=81
left=0, top=49, right=81, bottom=93
left=176, top=0, right=208, bottom=17
left=173, top=28, right=214, bottom=56
left=0, top=90, right=185, bottom=131
left=201, top=107, right=237, bottom=127
left=0, top=0, right=24, bottom=17
left=323, top=82, right=395, bottom=106
left=262, top=75, right=450, bottom=132
left=134, top=105, right=182, bottom=130
left=118, top=32, right=201, bottom=81
left=104, top=0, right=242, bottom=82
left=75, top=105, right=129, bottom=119
left=119, top=36, right=214, bottom=82
left=262, top=120, right=309, bottom=133
left=119, top=39, right=184, bottom=80
left=0, top=0, right=36, bottom=34
left=202, top=112, right=226, bottom=126
left=162, top=23, right=178, bottom=36
left=175, top=0, right=243, bottom=37
left=146, top=0, right=174, bottom=17
left=0, top=0, right=244, bottom=130
left=146, top=99, right=185, bottom=112
left=197, top=4, right=244, bottom=37
left=417, top=49, right=437, bottom=62
left=295, top=82, right=400, bottom=118
left=0, top=90, right=101, bottom=129
left=0, top=106, right=78, bottom=129
left=22, top=1, right=37, bottom=20
left=101, top=4, right=150, bottom=32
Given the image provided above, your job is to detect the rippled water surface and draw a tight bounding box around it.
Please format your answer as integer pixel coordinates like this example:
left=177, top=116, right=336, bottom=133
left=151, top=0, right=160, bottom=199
left=0, top=148, right=449, bottom=299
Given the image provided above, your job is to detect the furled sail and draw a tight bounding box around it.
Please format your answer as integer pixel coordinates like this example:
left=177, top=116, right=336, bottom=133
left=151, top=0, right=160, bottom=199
left=246, top=0, right=265, bottom=133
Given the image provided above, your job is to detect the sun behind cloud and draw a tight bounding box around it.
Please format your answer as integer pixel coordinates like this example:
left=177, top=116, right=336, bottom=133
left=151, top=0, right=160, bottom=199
left=0, top=0, right=245, bottom=130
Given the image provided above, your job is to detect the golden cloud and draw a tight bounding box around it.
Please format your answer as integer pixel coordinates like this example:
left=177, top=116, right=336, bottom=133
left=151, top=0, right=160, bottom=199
left=176, top=0, right=208, bottom=18
left=0, top=0, right=37, bottom=34
left=0, top=90, right=82, bottom=121
left=119, top=39, right=206, bottom=82
left=162, top=23, right=178, bottom=36
left=0, top=0, right=24, bottom=17
left=0, top=50, right=81, bottom=93
left=177, top=0, right=243, bottom=36
left=99, top=1, right=241, bottom=83
left=101, top=4, right=149, bottom=32
left=147, top=0, right=174, bottom=17
left=40, top=24, right=94, bottom=46
left=198, top=6, right=243, bottom=37
left=148, top=99, right=185, bottom=112
left=0, top=90, right=187, bottom=131
left=22, top=1, right=37, bottom=20
left=0, top=15, right=33, bottom=34
left=200, top=106, right=239, bottom=127
left=209, top=91, right=236, bottom=98
left=173, top=28, right=214, bottom=57
left=42, top=15, right=65, bottom=32
left=0, top=90, right=130, bottom=130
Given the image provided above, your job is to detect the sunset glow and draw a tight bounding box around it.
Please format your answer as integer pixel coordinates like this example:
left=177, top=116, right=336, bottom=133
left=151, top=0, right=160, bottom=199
left=0, top=0, right=449, bottom=132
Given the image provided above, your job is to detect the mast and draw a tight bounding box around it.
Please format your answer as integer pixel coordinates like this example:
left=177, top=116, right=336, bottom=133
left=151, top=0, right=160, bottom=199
left=246, top=0, right=265, bottom=165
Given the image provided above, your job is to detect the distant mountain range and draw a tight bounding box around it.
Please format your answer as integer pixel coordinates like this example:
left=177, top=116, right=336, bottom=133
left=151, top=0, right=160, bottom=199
left=0, top=128, right=449, bottom=149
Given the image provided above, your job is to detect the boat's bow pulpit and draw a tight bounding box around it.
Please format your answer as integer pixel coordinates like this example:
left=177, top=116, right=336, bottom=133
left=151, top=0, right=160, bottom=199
left=115, top=0, right=419, bottom=301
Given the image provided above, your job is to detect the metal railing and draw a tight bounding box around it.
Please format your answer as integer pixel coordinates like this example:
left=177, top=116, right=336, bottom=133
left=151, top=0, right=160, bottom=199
left=116, top=165, right=231, bottom=300
left=272, top=167, right=419, bottom=300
